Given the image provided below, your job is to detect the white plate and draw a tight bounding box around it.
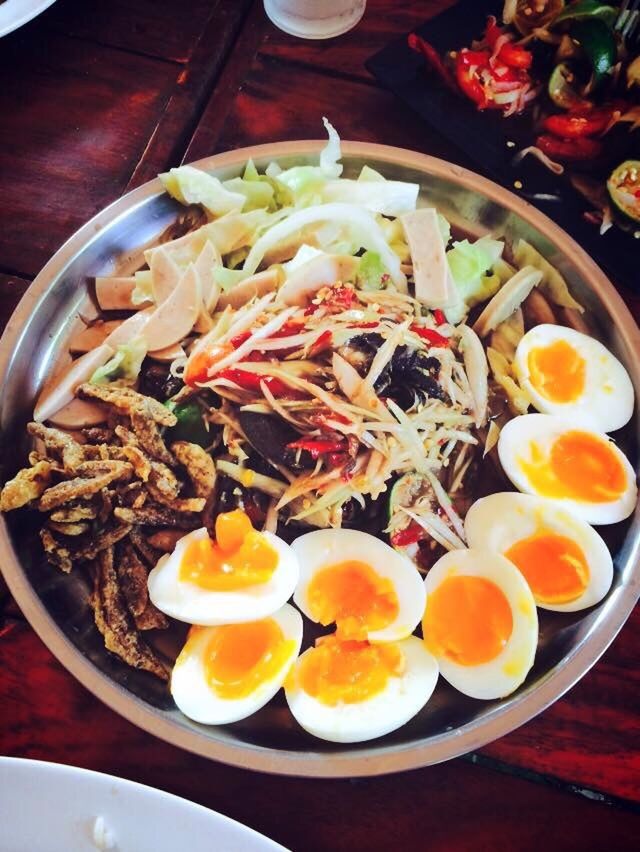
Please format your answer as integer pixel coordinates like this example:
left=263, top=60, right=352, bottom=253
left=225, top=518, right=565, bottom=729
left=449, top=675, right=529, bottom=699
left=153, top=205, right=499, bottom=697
left=0, top=0, right=56, bottom=37
left=0, top=757, right=287, bottom=852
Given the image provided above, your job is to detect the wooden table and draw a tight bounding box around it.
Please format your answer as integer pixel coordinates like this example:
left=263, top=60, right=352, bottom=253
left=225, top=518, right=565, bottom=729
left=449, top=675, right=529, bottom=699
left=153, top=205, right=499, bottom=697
left=1, top=2, right=638, bottom=849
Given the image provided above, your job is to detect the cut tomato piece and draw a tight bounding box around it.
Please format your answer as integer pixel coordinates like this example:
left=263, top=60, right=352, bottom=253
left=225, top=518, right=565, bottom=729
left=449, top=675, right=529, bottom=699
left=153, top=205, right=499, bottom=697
left=535, top=134, right=603, bottom=161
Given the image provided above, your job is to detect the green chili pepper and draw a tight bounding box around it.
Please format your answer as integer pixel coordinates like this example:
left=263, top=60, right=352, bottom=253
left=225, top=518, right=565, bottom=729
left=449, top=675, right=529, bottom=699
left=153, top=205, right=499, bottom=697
left=553, top=1, right=617, bottom=28
left=608, top=160, right=640, bottom=227
left=570, top=18, right=617, bottom=88
left=164, top=400, right=211, bottom=447
left=548, top=61, right=585, bottom=108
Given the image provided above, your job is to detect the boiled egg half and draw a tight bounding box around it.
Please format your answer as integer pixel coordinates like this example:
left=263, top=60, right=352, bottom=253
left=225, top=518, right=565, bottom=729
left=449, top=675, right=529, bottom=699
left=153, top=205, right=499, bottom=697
left=292, top=528, right=426, bottom=642
left=513, top=324, right=634, bottom=433
left=171, top=604, right=303, bottom=724
left=285, top=633, right=439, bottom=743
left=422, top=549, right=538, bottom=700
left=465, top=493, right=613, bottom=612
left=498, top=414, right=637, bottom=525
left=147, top=509, right=299, bottom=625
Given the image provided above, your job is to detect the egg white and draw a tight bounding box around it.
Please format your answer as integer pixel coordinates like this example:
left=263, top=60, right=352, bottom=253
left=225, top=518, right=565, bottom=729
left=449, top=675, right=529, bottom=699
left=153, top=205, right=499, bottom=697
left=292, top=528, right=426, bottom=642
left=422, top=549, right=538, bottom=700
left=147, top=527, right=300, bottom=625
left=285, top=636, right=439, bottom=743
left=464, top=493, right=614, bottom=612
left=498, top=414, right=637, bottom=525
left=170, top=604, right=303, bottom=725
left=513, top=324, right=634, bottom=433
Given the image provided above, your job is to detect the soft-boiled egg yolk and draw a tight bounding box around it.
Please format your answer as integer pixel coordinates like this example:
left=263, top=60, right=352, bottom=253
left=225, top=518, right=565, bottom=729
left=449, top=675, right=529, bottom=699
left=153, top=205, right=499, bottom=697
left=423, top=575, right=513, bottom=666
left=527, top=339, right=586, bottom=404
left=186, top=619, right=297, bottom=700
left=297, top=634, right=405, bottom=706
left=178, top=509, right=278, bottom=591
left=307, top=560, right=399, bottom=639
left=505, top=531, right=589, bottom=605
left=520, top=430, right=627, bottom=504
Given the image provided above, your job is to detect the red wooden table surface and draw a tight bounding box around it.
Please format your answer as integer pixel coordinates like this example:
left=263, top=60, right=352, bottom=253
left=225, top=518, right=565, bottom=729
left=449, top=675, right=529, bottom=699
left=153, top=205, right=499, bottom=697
left=1, top=2, right=639, bottom=849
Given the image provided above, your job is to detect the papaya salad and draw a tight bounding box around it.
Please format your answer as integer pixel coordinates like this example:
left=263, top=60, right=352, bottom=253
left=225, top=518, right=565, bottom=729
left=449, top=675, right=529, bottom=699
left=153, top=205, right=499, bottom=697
left=1, top=121, right=637, bottom=743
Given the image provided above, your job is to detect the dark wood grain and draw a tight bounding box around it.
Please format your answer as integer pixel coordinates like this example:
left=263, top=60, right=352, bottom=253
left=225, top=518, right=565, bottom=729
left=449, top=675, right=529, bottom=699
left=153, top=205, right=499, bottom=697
left=0, top=274, right=31, bottom=326
left=482, top=606, right=640, bottom=802
left=186, top=54, right=463, bottom=163
left=2, top=623, right=638, bottom=852
left=39, top=0, right=219, bottom=63
left=260, top=0, right=457, bottom=81
left=182, top=0, right=285, bottom=163
left=0, top=31, right=177, bottom=277
left=125, top=0, right=255, bottom=190
left=1, top=0, right=639, bottom=838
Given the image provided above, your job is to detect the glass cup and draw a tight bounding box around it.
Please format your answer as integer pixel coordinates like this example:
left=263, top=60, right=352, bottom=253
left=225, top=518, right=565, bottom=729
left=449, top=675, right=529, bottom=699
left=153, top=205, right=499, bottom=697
left=263, top=0, right=366, bottom=40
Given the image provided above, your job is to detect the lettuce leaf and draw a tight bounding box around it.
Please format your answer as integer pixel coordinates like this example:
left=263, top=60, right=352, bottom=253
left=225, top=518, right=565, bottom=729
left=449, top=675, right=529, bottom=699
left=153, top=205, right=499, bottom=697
left=90, top=336, right=148, bottom=386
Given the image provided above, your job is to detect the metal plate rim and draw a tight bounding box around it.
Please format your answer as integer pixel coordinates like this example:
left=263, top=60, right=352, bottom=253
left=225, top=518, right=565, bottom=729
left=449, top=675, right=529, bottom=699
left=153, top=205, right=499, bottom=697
left=1, top=140, right=638, bottom=777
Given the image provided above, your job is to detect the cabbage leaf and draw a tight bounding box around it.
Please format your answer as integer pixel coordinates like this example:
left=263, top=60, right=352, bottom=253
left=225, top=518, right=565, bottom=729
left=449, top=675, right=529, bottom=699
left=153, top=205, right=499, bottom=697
left=357, top=251, right=389, bottom=291
left=90, top=336, right=148, bottom=386
left=241, top=202, right=406, bottom=291
left=447, top=236, right=504, bottom=307
left=513, top=239, right=583, bottom=311
left=160, top=165, right=246, bottom=217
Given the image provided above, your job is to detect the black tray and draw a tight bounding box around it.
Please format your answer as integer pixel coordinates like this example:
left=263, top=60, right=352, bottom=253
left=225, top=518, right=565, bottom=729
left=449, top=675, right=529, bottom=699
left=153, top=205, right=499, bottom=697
left=366, top=0, right=638, bottom=292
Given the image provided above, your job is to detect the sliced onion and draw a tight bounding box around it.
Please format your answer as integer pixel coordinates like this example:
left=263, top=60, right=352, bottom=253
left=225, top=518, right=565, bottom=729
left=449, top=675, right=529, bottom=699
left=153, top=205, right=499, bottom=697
left=492, top=89, right=522, bottom=105
left=492, top=78, right=522, bottom=92
left=490, top=33, right=511, bottom=66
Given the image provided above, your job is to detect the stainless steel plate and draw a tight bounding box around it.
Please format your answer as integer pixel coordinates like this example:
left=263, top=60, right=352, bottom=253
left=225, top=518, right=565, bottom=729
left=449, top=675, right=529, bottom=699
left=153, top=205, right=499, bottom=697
left=1, top=141, right=638, bottom=777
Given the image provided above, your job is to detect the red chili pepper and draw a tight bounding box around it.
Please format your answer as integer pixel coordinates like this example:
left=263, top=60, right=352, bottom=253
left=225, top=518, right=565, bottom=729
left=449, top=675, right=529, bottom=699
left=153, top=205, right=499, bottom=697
left=498, top=43, right=533, bottom=69
left=308, top=329, right=333, bottom=356
left=347, top=321, right=380, bottom=329
left=218, top=368, right=305, bottom=399
left=390, top=521, right=423, bottom=548
left=456, top=49, right=492, bottom=108
left=432, top=309, right=446, bottom=326
left=287, top=437, right=347, bottom=459
left=484, top=15, right=502, bottom=49
left=484, top=16, right=532, bottom=70
left=410, top=324, right=450, bottom=347
left=230, top=331, right=251, bottom=348
left=312, top=411, right=352, bottom=429
left=408, top=33, right=459, bottom=94
left=270, top=320, right=305, bottom=339
left=535, top=134, right=603, bottom=162
left=542, top=109, right=613, bottom=139
left=324, top=284, right=358, bottom=312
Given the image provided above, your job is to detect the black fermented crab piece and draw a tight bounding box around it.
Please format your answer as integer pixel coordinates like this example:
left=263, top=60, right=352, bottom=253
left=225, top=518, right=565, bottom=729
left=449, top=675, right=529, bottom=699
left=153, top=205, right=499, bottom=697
left=337, top=332, right=385, bottom=376
left=347, top=332, right=385, bottom=353
left=138, top=361, right=185, bottom=401
left=238, top=411, right=314, bottom=471
left=374, top=346, right=447, bottom=407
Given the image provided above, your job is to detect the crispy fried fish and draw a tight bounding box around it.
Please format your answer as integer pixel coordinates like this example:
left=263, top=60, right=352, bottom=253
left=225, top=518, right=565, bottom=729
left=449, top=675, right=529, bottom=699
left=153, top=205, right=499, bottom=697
left=90, top=547, right=169, bottom=680
left=0, top=461, right=53, bottom=511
